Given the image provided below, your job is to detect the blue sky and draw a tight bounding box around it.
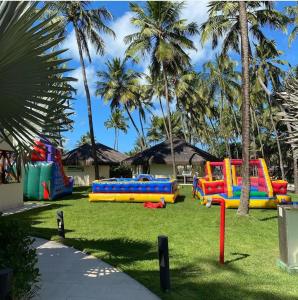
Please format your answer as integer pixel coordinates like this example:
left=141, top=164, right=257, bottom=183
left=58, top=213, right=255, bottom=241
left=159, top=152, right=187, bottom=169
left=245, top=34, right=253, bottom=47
left=61, top=1, right=298, bottom=153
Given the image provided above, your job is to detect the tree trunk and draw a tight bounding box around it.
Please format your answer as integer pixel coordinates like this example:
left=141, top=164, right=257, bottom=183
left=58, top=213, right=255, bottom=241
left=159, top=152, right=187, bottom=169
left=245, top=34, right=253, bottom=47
left=114, top=128, right=117, bottom=150
left=238, top=1, right=250, bottom=216
left=74, top=27, right=99, bottom=179
left=124, top=104, right=145, bottom=150
left=252, top=107, right=265, bottom=158
left=162, top=64, right=176, bottom=178
left=250, top=108, right=257, bottom=159
left=138, top=109, right=147, bottom=148
left=257, top=76, right=286, bottom=180
left=158, top=97, right=170, bottom=139
left=220, top=91, right=231, bottom=158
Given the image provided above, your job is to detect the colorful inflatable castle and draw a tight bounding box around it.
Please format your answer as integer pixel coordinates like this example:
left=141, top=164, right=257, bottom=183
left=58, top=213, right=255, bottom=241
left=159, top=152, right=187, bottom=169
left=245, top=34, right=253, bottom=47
left=23, top=140, right=73, bottom=200
left=193, top=158, right=291, bottom=208
left=89, top=174, right=178, bottom=203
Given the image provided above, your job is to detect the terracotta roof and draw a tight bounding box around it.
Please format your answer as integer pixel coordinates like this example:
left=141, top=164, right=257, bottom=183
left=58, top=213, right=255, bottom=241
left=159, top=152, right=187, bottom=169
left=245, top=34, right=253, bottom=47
left=62, top=143, right=128, bottom=166
left=124, top=138, right=219, bottom=165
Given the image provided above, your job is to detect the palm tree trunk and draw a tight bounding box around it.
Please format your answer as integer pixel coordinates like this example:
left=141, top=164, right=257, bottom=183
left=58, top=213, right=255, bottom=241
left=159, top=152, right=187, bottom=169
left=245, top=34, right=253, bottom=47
left=158, top=97, right=170, bottom=139
left=138, top=109, right=147, bottom=148
left=162, top=63, right=176, bottom=178
left=116, top=128, right=119, bottom=151
left=124, top=104, right=145, bottom=150
left=74, top=27, right=99, bottom=180
left=114, top=128, right=117, bottom=150
left=257, top=76, right=286, bottom=180
left=251, top=107, right=265, bottom=158
left=238, top=1, right=250, bottom=216
left=220, top=92, right=230, bottom=158
left=250, top=108, right=258, bottom=159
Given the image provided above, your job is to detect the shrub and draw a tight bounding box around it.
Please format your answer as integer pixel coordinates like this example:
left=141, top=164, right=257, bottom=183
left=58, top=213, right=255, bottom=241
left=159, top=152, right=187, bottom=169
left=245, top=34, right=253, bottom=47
left=0, top=218, right=39, bottom=299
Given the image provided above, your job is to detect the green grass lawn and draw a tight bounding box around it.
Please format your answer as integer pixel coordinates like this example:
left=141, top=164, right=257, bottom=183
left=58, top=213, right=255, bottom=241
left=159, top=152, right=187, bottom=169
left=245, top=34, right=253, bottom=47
left=6, top=187, right=298, bottom=300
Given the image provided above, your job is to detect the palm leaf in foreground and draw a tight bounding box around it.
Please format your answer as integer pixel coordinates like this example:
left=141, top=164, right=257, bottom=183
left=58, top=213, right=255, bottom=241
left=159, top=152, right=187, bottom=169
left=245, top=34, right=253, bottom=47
left=0, top=2, right=75, bottom=151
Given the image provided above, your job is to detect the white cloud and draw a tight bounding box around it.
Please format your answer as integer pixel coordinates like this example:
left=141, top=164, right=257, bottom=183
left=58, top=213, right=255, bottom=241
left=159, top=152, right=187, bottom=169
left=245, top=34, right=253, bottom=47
left=61, top=2, right=216, bottom=77
left=181, top=1, right=216, bottom=65
left=61, top=12, right=138, bottom=65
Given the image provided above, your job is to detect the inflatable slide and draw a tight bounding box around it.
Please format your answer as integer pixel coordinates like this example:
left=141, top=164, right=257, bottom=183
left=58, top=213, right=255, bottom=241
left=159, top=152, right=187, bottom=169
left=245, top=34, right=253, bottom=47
left=23, top=140, right=73, bottom=200
left=193, top=158, right=291, bottom=208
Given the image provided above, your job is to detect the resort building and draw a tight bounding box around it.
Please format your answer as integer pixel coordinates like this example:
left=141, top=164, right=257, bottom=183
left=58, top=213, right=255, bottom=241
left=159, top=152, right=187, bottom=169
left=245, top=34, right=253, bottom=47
left=63, top=143, right=128, bottom=186
left=124, top=138, right=218, bottom=181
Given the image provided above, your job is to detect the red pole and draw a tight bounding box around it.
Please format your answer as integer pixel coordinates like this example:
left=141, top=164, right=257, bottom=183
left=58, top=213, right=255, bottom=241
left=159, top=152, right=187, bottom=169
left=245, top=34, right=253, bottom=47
left=212, top=198, right=226, bottom=264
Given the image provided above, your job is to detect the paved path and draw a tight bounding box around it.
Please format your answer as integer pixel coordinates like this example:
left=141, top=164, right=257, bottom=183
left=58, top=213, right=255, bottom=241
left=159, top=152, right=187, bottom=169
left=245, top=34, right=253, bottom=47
left=33, top=238, right=160, bottom=300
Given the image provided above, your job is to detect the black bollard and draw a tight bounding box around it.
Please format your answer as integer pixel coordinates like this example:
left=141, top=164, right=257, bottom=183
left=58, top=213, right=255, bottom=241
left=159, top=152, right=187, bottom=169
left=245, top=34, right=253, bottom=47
left=57, top=211, right=65, bottom=238
left=0, top=268, right=13, bottom=300
left=158, top=235, right=170, bottom=292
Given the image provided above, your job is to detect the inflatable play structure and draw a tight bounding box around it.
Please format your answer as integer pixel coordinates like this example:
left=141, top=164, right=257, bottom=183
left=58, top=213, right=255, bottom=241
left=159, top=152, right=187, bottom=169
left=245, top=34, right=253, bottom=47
left=23, top=140, right=73, bottom=200
left=193, top=158, right=291, bottom=208
left=89, top=174, right=178, bottom=203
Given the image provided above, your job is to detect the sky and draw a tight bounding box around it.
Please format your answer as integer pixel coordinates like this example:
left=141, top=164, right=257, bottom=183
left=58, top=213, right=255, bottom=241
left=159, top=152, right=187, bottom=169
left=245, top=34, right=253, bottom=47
left=61, top=1, right=298, bottom=153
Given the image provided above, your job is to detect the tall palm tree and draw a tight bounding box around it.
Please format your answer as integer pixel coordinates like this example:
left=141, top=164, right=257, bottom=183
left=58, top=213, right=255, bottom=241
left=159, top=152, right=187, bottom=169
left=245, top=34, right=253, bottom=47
left=287, top=3, right=298, bottom=44
left=237, top=1, right=250, bottom=215
left=104, top=109, right=129, bottom=150
left=251, top=40, right=288, bottom=179
left=50, top=1, right=115, bottom=180
left=124, top=1, right=199, bottom=177
left=201, top=1, right=289, bottom=215
left=0, top=2, right=75, bottom=152
left=143, top=71, right=170, bottom=140
left=203, top=55, right=241, bottom=156
left=96, top=58, right=146, bottom=149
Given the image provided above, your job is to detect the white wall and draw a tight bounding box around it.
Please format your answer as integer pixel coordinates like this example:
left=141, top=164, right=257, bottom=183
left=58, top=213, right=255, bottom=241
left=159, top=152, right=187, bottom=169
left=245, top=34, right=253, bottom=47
left=0, top=183, right=23, bottom=212
left=64, top=165, right=110, bottom=186
left=149, top=164, right=172, bottom=177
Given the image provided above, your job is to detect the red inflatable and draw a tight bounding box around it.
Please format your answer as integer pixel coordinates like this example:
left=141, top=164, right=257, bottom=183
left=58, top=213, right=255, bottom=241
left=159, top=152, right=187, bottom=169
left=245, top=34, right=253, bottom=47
left=144, top=201, right=165, bottom=209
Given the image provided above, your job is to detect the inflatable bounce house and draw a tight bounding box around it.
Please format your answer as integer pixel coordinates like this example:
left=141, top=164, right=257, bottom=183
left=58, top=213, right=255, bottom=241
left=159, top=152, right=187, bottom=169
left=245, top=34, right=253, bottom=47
left=23, top=140, right=73, bottom=200
left=193, top=158, right=291, bottom=208
left=89, top=174, right=178, bottom=203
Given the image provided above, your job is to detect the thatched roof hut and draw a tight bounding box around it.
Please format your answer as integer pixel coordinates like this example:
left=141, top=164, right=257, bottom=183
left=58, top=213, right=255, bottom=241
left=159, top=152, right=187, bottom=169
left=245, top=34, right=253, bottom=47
left=124, top=138, right=218, bottom=166
left=62, top=143, right=128, bottom=185
left=63, top=143, right=128, bottom=166
left=124, top=138, right=218, bottom=179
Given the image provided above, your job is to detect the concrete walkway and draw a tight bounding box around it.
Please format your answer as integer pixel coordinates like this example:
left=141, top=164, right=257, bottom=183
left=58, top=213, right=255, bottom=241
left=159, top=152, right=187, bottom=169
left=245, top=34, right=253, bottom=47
left=33, top=238, right=160, bottom=300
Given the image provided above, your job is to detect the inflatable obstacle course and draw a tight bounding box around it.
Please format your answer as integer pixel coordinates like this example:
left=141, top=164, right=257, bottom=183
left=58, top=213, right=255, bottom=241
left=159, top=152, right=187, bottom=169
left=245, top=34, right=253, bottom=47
left=89, top=175, right=178, bottom=203
left=193, top=158, right=291, bottom=208
left=23, top=140, right=73, bottom=200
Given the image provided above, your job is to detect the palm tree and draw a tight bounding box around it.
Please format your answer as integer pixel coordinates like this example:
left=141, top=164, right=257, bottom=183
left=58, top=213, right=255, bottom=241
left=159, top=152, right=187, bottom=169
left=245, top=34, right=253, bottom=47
left=0, top=2, right=74, bottom=152
left=201, top=1, right=289, bottom=215
left=50, top=2, right=115, bottom=180
left=237, top=1, right=251, bottom=216
left=203, top=55, right=241, bottom=156
left=142, top=71, right=170, bottom=140
left=147, top=113, right=185, bottom=144
left=76, top=132, right=94, bottom=147
left=104, top=109, right=129, bottom=150
left=287, top=3, right=298, bottom=44
left=251, top=40, right=288, bottom=179
left=124, top=1, right=199, bottom=177
left=96, top=58, right=146, bottom=149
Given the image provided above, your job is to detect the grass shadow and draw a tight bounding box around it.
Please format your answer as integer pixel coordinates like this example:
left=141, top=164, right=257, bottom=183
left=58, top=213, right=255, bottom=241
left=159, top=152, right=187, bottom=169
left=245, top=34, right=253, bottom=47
left=259, top=215, right=277, bottom=222
left=175, top=195, right=186, bottom=203
left=225, top=252, right=250, bottom=264
left=62, top=237, right=157, bottom=266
